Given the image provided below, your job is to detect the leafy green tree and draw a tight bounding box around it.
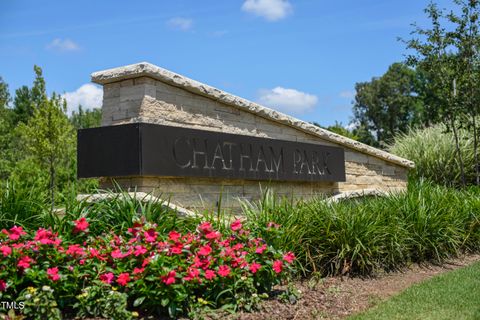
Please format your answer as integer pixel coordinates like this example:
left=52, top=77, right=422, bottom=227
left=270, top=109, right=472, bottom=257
left=352, top=123, right=378, bottom=147
left=16, top=67, right=75, bottom=210
left=13, top=65, right=47, bottom=125
left=0, top=77, right=14, bottom=179
left=447, top=0, right=480, bottom=185
left=352, top=63, right=423, bottom=147
left=403, top=1, right=480, bottom=186
left=312, top=121, right=359, bottom=141
left=13, top=86, right=33, bottom=124
left=0, top=76, right=9, bottom=109
left=70, top=105, right=102, bottom=129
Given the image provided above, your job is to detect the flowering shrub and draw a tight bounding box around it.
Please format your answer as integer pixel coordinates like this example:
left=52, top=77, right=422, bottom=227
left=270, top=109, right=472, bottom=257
left=0, top=217, right=295, bottom=318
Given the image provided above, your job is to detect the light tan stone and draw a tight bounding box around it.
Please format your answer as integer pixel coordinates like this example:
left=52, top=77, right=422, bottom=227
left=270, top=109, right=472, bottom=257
left=90, top=62, right=416, bottom=211
left=92, top=62, right=414, bottom=169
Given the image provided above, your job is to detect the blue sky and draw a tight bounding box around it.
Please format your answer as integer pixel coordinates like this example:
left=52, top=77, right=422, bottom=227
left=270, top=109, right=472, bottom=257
left=0, top=0, right=455, bottom=127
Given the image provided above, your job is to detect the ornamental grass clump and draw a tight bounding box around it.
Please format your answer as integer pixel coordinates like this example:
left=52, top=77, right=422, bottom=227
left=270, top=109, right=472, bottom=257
left=243, top=181, right=480, bottom=276
left=0, top=217, right=295, bottom=319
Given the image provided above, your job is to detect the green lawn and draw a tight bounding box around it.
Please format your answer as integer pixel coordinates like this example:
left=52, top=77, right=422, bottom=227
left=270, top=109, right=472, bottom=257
left=349, top=261, right=480, bottom=320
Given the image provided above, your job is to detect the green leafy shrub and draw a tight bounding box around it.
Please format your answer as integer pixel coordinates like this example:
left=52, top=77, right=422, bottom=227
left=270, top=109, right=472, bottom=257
left=389, top=124, right=476, bottom=186
left=16, top=286, right=61, bottom=320
left=75, top=285, right=133, bottom=320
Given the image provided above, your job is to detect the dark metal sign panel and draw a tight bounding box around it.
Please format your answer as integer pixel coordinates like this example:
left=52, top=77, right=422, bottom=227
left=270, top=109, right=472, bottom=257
left=78, top=123, right=346, bottom=182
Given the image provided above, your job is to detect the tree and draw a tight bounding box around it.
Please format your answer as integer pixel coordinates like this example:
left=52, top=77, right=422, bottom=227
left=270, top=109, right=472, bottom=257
left=0, top=76, right=9, bottom=109
left=352, top=63, right=423, bottom=147
left=448, top=0, right=480, bottom=185
left=0, top=77, right=13, bottom=179
left=352, top=123, right=378, bottom=147
left=70, top=105, right=102, bottom=129
left=13, top=65, right=47, bottom=125
left=403, top=1, right=480, bottom=186
left=16, top=66, right=75, bottom=210
left=312, top=121, right=359, bottom=141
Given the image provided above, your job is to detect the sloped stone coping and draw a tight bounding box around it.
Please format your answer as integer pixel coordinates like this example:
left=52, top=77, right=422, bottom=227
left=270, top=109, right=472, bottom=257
left=325, top=189, right=391, bottom=203
left=76, top=192, right=197, bottom=217
left=92, top=62, right=415, bottom=169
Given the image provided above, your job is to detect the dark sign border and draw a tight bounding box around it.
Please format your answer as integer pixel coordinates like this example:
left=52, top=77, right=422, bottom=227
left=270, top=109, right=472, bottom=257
left=77, top=123, right=346, bottom=182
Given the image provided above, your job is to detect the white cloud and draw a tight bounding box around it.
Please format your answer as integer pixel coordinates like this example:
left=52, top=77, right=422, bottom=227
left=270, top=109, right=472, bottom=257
left=344, top=122, right=358, bottom=131
left=257, top=87, right=318, bottom=114
left=63, top=84, right=103, bottom=114
left=241, top=0, right=292, bottom=21
left=46, top=38, right=80, bottom=52
left=167, top=17, right=193, bottom=31
left=340, top=90, right=355, bottom=99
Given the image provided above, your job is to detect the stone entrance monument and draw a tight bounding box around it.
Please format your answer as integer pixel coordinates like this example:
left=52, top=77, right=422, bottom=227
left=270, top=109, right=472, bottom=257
left=77, top=62, right=414, bottom=211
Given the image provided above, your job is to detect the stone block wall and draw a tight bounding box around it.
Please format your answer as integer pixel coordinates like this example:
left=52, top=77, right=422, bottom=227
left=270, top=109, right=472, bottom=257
left=96, top=70, right=409, bottom=211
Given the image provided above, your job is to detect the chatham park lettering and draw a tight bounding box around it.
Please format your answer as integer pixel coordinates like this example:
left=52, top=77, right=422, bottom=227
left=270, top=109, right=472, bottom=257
left=172, top=136, right=332, bottom=177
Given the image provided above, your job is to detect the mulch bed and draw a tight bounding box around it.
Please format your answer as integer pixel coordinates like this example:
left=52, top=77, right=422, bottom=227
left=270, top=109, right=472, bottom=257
left=225, top=254, right=480, bottom=320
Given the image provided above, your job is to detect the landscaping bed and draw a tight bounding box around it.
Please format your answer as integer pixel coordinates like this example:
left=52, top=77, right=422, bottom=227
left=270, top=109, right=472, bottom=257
left=1, top=180, right=480, bottom=319
left=231, top=254, right=480, bottom=320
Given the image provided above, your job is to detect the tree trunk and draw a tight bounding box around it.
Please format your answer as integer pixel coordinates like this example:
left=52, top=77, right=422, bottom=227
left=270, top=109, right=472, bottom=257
left=451, top=117, right=466, bottom=187
left=473, top=114, right=479, bottom=185
left=49, top=160, right=55, bottom=212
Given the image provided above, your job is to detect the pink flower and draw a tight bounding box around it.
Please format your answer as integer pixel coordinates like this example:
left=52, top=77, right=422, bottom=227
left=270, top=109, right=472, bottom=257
left=117, top=273, right=130, bottom=286
left=99, top=272, right=114, bottom=284
left=230, top=219, right=242, bottom=231
left=9, top=226, right=26, bottom=241
left=47, top=267, right=60, bottom=281
left=0, top=280, right=6, bottom=292
left=205, top=231, right=221, bottom=240
left=133, top=245, right=147, bottom=256
left=66, top=244, right=85, bottom=257
left=249, top=262, right=262, bottom=274
left=204, top=269, right=215, bottom=280
left=34, top=228, right=60, bottom=245
left=127, top=222, right=143, bottom=236
left=162, top=271, right=176, bottom=285
left=111, top=248, right=132, bottom=259
left=184, top=268, right=200, bottom=281
left=18, top=256, right=33, bottom=269
left=198, top=245, right=212, bottom=256
left=142, top=258, right=151, bottom=268
left=73, top=217, right=89, bottom=233
left=218, top=239, right=231, bottom=247
left=170, top=243, right=183, bottom=255
left=283, top=252, right=295, bottom=264
left=133, top=267, right=145, bottom=275
left=255, top=244, right=267, bottom=254
left=0, top=245, right=11, bottom=257
left=89, top=248, right=104, bottom=260
left=273, top=260, right=283, bottom=273
left=144, top=229, right=158, bottom=243
left=168, top=231, right=181, bottom=242
left=233, top=243, right=244, bottom=251
left=267, top=222, right=280, bottom=229
left=111, top=249, right=124, bottom=259
left=198, top=222, right=213, bottom=233
left=217, top=265, right=231, bottom=277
